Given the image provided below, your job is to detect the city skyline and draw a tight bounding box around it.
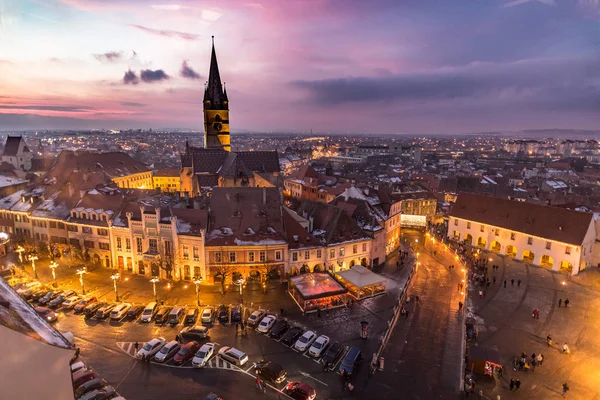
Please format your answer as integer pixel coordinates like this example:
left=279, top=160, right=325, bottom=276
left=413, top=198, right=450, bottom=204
left=0, top=0, right=599, bottom=134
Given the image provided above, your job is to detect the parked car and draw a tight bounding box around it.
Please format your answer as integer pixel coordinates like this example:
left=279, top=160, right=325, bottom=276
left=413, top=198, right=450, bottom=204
left=281, top=326, right=304, bottom=346
left=96, top=303, right=116, bottom=319
left=140, top=301, right=158, bottom=323
left=39, top=289, right=63, bottom=305
left=257, top=315, right=277, bottom=333
left=61, top=295, right=83, bottom=309
left=294, top=330, right=317, bottom=352
left=184, top=307, right=199, bottom=325
left=110, top=303, right=132, bottom=320
left=247, top=309, right=266, bottom=326
left=322, top=342, right=345, bottom=371
left=200, top=306, right=214, bottom=324
left=11, top=280, right=29, bottom=291
left=338, top=346, right=362, bottom=376
left=218, top=346, right=249, bottom=366
left=268, top=320, right=290, bottom=339
left=282, top=382, right=316, bottom=400
left=74, top=378, right=107, bottom=397
left=74, top=296, right=97, bottom=313
left=72, top=369, right=97, bottom=388
left=49, top=290, right=77, bottom=308
left=180, top=325, right=209, bottom=341
left=153, top=340, right=180, bottom=363
left=127, top=305, right=144, bottom=320
left=77, top=386, right=116, bottom=400
left=255, top=361, right=287, bottom=384
left=35, top=306, right=58, bottom=322
left=192, top=342, right=216, bottom=367
left=217, top=305, right=229, bottom=323
left=136, top=337, right=166, bottom=359
left=16, top=281, right=41, bottom=295
left=30, top=287, right=52, bottom=302
left=71, top=361, right=86, bottom=374
left=173, top=341, right=200, bottom=365
left=168, top=306, right=186, bottom=325
left=308, top=335, right=330, bottom=358
left=84, top=302, right=106, bottom=318
left=154, top=306, right=172, bottom=324
left=22, top=285, right=46, bottom=300
left=231, top=306, right=242, bottom=322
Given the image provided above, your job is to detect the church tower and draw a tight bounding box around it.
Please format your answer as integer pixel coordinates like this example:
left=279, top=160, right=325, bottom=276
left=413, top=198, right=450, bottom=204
left=203, top=36, right=230, bottom=151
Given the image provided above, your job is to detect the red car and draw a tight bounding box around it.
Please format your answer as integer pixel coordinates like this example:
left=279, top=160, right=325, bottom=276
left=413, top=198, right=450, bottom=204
left=72, top=369, right=97, bottom=389
left=173, top=341, right=200, bottom=365
left=73, top=296, right=97, bottom=313
left=283, top=382, right=316, bottom=400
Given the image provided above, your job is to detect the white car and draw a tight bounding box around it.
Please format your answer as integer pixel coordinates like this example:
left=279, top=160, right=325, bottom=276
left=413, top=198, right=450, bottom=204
left=308, top=335, right=330, bottom=358
left=17, top=281, right=41, bottom=294
left=110, top=303, right=132, bottom=320
left=192, top=342, right=216, bottom=367
left=294, top=330, right=317, bottom=352
left=257, top=315, right=276, bottom=333
left=136, top=337, right=166, bottom=359
left=247, top=309, right=266, bottom=326
left=154, top=340, right=180, bottom=363
left=201, top=307, right=214, bottom=324
left=61, top=295, right=82, bottom=309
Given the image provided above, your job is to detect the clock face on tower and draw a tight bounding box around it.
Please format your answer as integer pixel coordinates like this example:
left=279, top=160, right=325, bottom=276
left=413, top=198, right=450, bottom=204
left=213, top=122, right=222, bottom=132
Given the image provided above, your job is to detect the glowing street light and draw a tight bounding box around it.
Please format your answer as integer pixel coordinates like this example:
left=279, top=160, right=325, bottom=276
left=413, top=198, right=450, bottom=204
left=76, top=267, right=87, bottom=295
left=49, top=261, right=58, bottom=288
left=111, top=272, right=120, bottom=301
left=150, top=277, right=159, bottom=302
left=28, top=255, right=39, bottom=279
left=193, top=277, right=203, bottom=306
left=235, top=278, right=246, bottom=299
left=16, top=246, right=25, bottom=263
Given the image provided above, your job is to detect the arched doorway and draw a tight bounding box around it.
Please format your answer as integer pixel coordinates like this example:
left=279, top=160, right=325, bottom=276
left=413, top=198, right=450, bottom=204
left=361, top=258, right=368, bottom=267
left=300, top=265, right=310, bottom=274
left=522, top=250, right=535, bottom=263
left=312, top=264, right=323, bottom=273
left=477, top=237, right=486, bottom=249
left=232, top=271, right=242, bottom=282
left=540, top=255, right=553, bottom=269
left=249, top=270, right=261, bottom=281
left=490, top=241, right=501, bottom=253
left=151, top=263, right=160, bottom=277
left=213, top=272, right=223, bottom=283
left=559, top=261, right=573, bottom=274
left=349, top=260, right=356, bottom=267
left=183, top=265, right=191, bottom=280
left=506, top=245, right=517, bottom=258
left=93, top=254, right=100, bottom=265
left=138, top=261, right=145, bottom=275
left=464, top=234, right=473, bottom=245
left=104, top=256, right=110, bottom=268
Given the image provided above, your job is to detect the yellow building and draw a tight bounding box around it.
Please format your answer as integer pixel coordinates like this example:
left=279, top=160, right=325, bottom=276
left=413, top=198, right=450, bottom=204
left=152, top=168, right=180, bottom=193
left=112, top=171, right=153, bottom=190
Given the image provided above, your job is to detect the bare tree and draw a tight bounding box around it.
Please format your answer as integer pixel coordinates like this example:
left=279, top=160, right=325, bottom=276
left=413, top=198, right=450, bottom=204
left=211, top=246, right=238, bottom=294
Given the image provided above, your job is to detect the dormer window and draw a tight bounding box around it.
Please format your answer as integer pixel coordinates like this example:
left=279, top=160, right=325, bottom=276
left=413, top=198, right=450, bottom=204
left=81, top=213, right=87, bottom=219
left=92, top=214, right=97, bottom=221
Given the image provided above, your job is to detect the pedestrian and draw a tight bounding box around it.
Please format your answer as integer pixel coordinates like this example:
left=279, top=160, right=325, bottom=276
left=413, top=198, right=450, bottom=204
left=564, top=298, right=570, bottom=307
left=511, top=279, right=514, bottom=286
left=547, top=335, right=552, bottom=347
left=504, top=280, right=507, bottom=288
left=537, top=353, right=543, bottom=366
left=497, top=366, right=503, bottom=377
left=458, top=301, right=463, bottom=310
left=517, top=279, right=521, bottom=287
left=493, top=276, right=496, bottom=284
left=515, top=379, right=521, bottom=391
left=509, top=379, right=515, bottom=391
left=317, top=308, right=321, bottom=318
left=562, top=383, right=569, bottom=397
left=280, top=307, right=285, bottom=316
left=558, top=298, right=562, bottom=307
left=134, top=342, right=139, bottom=352
left=74, top=347, right=81, bottom=360
left=563, top=343, right=570, bottom=354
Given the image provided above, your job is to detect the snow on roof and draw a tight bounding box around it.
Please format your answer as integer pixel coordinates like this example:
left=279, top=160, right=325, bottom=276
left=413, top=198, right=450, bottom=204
left=87, top=189, right=100, bottom=195
left=176, top=220, right=191, bottom=234
left=0, top=279, right=73, bottom=348
left=112, top=213, right=126, bottom=227
left=545, top=180, right=568, bottom=189
left=0, top=175, right=28, bottom=188
left=336, top=265, right=387, bottom=289
left=233, top=238, right=287, bottom=246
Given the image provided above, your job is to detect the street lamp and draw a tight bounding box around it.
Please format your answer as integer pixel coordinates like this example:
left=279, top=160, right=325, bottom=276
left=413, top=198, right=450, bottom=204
left=16, top=246, right=25, bottom=263
left=193, top=277, right=203, bottom=307
left=111, top=272, right=120, bottom=301
left=76, top=267, right=87, bottom=295
left=28, top=255, right=39, bottom=279
left=150, top=277, right=159, bottom=302
left=49, top=261, right=58, bottom=288
left=235, top=278, right=245, bottom=301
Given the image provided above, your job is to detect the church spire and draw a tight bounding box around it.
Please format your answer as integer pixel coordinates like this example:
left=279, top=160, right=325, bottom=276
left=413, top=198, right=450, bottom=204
left=204, top=35, right=227, bottom=110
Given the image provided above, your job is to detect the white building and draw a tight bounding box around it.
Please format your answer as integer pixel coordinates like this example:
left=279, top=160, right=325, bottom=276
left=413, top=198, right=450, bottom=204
left=1, top=136, right=32, bottom=171
left=448, top=193, right=596, bottom=275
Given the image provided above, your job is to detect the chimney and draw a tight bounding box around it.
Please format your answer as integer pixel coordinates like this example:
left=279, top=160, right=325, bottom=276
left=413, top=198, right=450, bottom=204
left=67, top=183, right=75, bottom=198
left=344, top=189, right=349, bottom=201
left=262, top=188, right=266, bottom=205
left=309, top=216, right=314, bottom=232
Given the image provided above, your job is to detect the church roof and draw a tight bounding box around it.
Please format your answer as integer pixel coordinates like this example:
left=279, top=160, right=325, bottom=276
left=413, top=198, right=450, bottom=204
left=218, top=152, right=254, bottom=179
left=236, top=151, right=280, bottom=173
left=204, top=37, right=227, bottom=111
left=191, top=148, right=229, bottom=174
left=3, top=136, right=29, bottom=156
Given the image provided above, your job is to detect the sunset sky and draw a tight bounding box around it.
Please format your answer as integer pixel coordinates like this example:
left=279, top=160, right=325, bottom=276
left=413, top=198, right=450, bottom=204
left=0, top=0, right=598, bottom=133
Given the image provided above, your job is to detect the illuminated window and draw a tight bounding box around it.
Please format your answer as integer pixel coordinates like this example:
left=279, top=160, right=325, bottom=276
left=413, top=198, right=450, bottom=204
left=249, top=252, right=255, bottom=262
left=511, top=233, right=515, bottom=241
left=480, top=225, right=484, bottom=232
left=565, top=246, right=571, bottom=255
left=215, top=252, right=222, bottom=263
left=305, top=251, right=310, bottom=260
left=260, top=251, right=266, bottom=262
left=362, top=243, right=367, bottom=252
left=339, top=247, right=345, bottom=257
left=292, top=252, right=298, bottom=261
left=229, top=252, right=236, bottom=262
left=528, top=237, right=533, bottom=245
left=136, top=237, right=142, bottom=253
left=467, top=222, right=471, bottom=229
left=275, top=250, right=282, bottom=260
left=330, top=249, right=335, bottom=258
left=193, top=246, right=199, bottom=260
left=316, top=249, right=322, bottom=258
left=149, top=239, right=158, bottom=253
left=353, top=244, right=358, bottom=254
left=116, top=237, right=122, bottom=250
left=182, top=245, right=189, bottom=259
left=546, top=242, right=551, bottom=250
left=454, top=219, right=458, bottom=226
left=126, top=238, right=131, bottom=250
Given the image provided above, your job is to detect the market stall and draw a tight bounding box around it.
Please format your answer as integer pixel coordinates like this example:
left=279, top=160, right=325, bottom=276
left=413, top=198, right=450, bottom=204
left=288, top=273, right=348, bottom=313
left=467, top=346, right=502, bottom=376
left=335, top=266, right=387, bottom=299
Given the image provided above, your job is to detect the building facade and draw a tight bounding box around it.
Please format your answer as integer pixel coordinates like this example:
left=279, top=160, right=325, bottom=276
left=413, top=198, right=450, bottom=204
left=2, top=136, right=32, bottom=171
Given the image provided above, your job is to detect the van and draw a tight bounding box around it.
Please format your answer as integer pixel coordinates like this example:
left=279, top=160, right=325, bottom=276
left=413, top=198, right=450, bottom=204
left=168, top=307, right=185, bottom=325
left=155, top=306, right=172, bottom=324
left=141, top=302, right=158, bottom=323
left=110, top=303, right=131, bottom=320
left=338, top=346, right=362, bottom=376
left=218, top=346, right=248, bottom=366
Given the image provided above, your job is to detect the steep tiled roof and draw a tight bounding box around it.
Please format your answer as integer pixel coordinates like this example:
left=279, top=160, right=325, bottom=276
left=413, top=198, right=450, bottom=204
left=47, top=150, right=149, bottom=181
left=282, top=208, right=321, bottom=250
left=2, top=136, right=29, bottom=156
left=450, top=193, right=593, bottom=245
left=218, top=152, right=254, bottom=179
left=191, top=149, right=229, bottom=174
left=236, top=151, right=280, bottom=173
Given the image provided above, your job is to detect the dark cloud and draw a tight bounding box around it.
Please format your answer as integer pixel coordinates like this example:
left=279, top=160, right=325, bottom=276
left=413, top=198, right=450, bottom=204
left=120, top=101, right=146, bottom=107
left=140, top=69, right=169, bottom=83
left=129, top=24, right=200, bottom=41
left=123, top=69, right=139, bottom=85
left=180, top=61, right=201, bottom=80
left=0, top=105, right=92, bottom=112
left=94, top=51, right=123, bottom=62
left=292, top=56, right=600, bottom=112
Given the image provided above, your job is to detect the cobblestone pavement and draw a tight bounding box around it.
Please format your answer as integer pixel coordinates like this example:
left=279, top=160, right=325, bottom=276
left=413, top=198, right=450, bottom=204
left=468, top=251, right=600, bottom=400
